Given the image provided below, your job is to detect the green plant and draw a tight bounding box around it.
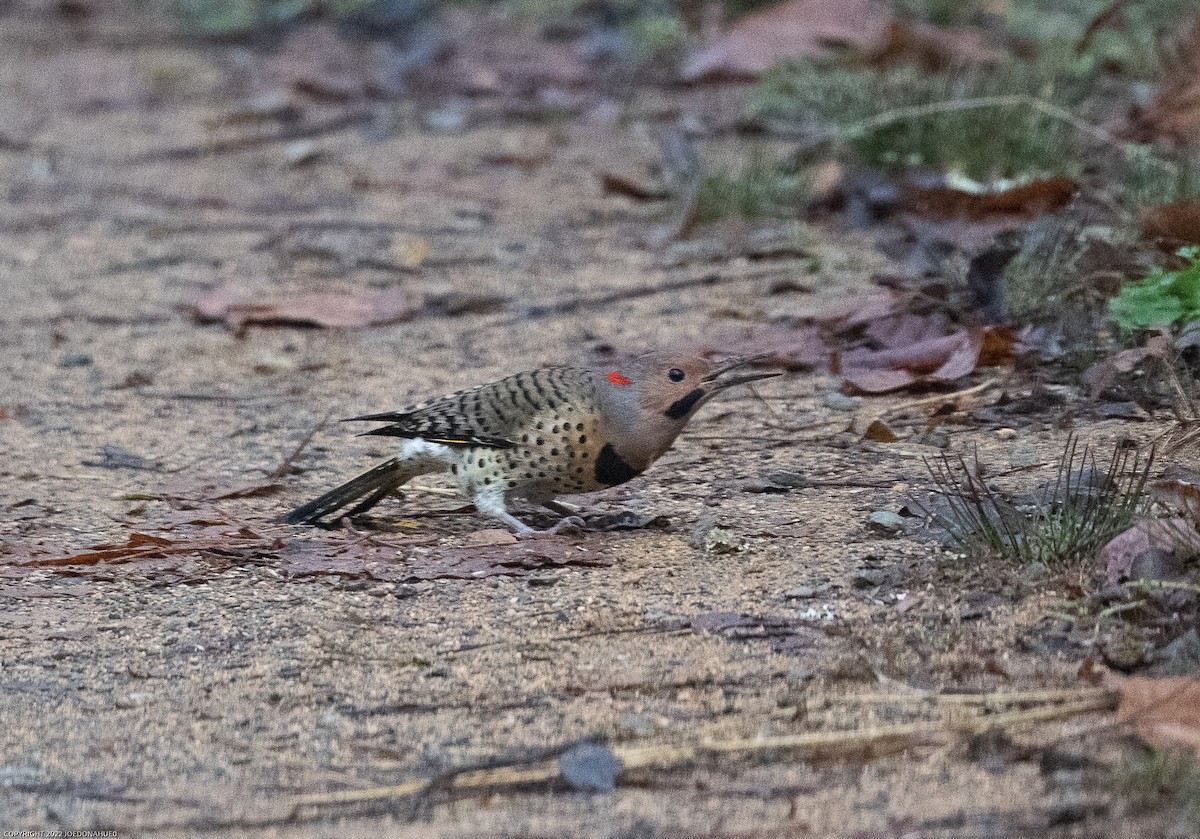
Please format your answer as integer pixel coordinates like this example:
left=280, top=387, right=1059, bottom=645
left=1119, top=146, right=1200, bottom=209
left=1109, top=246, right=1200, bottom=331
left=926, top=436, right=1151, bottom=566
left=693, top=149, right=807, bottom=224
left=1110, top=748, right=1200, bottom=827
left=749, top=60, right=1088, bottom=182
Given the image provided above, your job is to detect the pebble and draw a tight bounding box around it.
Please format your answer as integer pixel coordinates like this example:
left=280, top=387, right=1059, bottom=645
left=823, top=392, right=860, bottom=412
left=866, top=510, right=905, bottom=534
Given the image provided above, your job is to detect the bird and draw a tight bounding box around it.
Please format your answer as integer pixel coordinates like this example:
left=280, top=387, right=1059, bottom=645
left=281, top=352, right=779, bottom=534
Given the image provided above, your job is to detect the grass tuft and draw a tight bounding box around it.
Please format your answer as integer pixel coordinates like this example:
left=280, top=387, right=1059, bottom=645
left=926, top=435, right=1151, bottom=567
left=693, top=148, right=807, bottom=225
left=750, top=60, right=1089, bottom=182
left=1110, top=748, right=1200, bottom=828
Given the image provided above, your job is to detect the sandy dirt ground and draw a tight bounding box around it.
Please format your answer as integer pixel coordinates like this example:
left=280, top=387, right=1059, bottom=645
left=0, top=8, right=1191, bottom=838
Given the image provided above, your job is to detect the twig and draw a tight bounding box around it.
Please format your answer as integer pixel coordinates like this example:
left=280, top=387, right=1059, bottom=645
left=123, top=109, right=375, bottom=164
left=284, top=690, right=1115, bottom=816
left=878, top=378, right=999, bottom=419
left=272, top=411, right=333, bottom=479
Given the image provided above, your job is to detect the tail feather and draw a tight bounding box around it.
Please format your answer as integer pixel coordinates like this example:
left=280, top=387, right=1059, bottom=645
left=281, top=457, right=420, bottom=525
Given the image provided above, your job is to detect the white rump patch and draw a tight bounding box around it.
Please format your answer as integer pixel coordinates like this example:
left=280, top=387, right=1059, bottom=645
left=399, top=438, right=453, bottom=461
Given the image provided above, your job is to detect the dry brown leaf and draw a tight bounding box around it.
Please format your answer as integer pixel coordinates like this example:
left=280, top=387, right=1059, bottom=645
left=681, top=0, right=892, bottom=81
left=1101, top=518, right=1200, bottom=583
left=1142, top=202, right=1200, bottom=250
left=901, top=177, right=1078, bottom=221
left=1107, top=673, right=1200, bottom=753
left=871, top=20, right=1005, bottom=70
left=1125, top=15, right=1200, bottom=143
left=862, top=419, right=899, bottom=442
left=278, top=538, right=610, bottom=582
left=1152, top=477, right=1200, bottom=520
left=192, top=286, right=415, bottom=332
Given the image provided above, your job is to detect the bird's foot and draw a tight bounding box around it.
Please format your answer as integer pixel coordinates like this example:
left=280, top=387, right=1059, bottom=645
left=545, top=515, right=587, bottom=536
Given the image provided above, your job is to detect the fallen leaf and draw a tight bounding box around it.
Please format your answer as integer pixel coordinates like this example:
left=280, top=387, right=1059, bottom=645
left=841, top=327, right=1013, bottom=394
left=278, top=538, right=610, bottom=582
left=192, top=286, right=416, bottom=332
left=1124, top=15, right=1200, bottom=143
left=597, top=171, right=670, bottom=201
left=681, top=0, right=892, bottom=81
left=1107, top=673, right=1200, bottom=753
left=1082, top=331, right=1173, bottom=399
left=862, top=419, right=899, bottom=442
left=1142, top=202, right=1200, bottom=250
left=1151, top=477, right=1200, bottom=521
left=901, top=177, right=1079, bottom=221
left=463, top=528, right=519, bottom=547
left=870, top=20, right=1006, bottom=71
left=1101, top=518, right=1200, bottom=583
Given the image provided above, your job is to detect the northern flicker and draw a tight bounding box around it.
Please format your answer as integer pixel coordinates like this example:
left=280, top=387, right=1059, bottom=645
left=282, top=353, right=778, bottom=533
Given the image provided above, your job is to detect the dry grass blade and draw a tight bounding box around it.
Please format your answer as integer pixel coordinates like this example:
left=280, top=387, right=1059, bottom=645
left=284, top=688, right=1116, bottom=816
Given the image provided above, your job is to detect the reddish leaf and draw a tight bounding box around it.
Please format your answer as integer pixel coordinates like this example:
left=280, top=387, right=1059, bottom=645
left=1142, top=202, right=1200, bottom=250
left=871, top=20, right=1005, bottom=71
left=597, top=172, right=670, bottom=201
left=1101, top=518, right=1200, bottom=583
left=901, top=177, right=1078, bottom=221
left=1107, top=673, right=1200, bottom=753
left=1152, top=477, right=1200, bottom=520
left=278, top=538, right=611, bottom=583
left=681, top=0, right=892, bottom=81
left=841, top=327, right=1012, bottom=394
left=192, top=286, right=415, bottom=331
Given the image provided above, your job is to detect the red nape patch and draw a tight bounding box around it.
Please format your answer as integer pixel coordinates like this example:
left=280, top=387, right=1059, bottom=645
left=607, top=371, right=632, bottom=386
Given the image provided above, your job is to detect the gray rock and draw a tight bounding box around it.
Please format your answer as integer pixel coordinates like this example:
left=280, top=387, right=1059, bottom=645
left=823, top=392, right=860, bottom=412
left=867, top=511, right=905, bottom=534
left=559, top=743, right=622, bottom=792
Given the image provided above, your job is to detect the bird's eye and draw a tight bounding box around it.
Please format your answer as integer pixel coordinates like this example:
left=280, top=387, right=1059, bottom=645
left=668, top=368, right=685, bottom=382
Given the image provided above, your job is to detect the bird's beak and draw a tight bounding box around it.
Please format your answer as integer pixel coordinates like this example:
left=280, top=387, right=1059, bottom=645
left=701, top=354, right=782, bottom=391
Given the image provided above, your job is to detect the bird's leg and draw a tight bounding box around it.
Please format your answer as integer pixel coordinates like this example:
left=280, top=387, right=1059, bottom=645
left=474, top=492, right=585, bottom=536
left=473, top=491, right=534, bottom=535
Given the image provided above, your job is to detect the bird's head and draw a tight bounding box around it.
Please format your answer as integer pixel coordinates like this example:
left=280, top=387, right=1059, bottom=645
left=596, top=352, right=779, bottom=470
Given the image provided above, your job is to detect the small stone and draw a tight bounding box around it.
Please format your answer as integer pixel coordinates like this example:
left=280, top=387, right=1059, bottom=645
left=59, top=353, right=92, bottom=368
left=866, top=510, right=905, bottom=534
left=823, top=392, right=860, bottom=412
left=616, top=713, right=656, bottom=737
left=995, top=428, right=1018, bottom=440
left=559, top=743, right=622, bottom=792
left=283, top=140, right=321, bottom=167
left=784, top=585, right=817, bottom=600
left=785, top=667, right=814, bottom=685
left=852, top=568, right=889, bottom=589
left=115, top=691, right=152, bottom=709
left=424, top=100, right=469, bottom=133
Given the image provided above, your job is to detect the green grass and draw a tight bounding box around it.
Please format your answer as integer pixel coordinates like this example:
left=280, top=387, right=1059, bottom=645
left=750, top=60, right=1090, bottom=183
left=1110, top=749, right=1200, bottom=829
left=693, top=149, right=808, bottom=225
left=927, top=436, right=1151, bottom=567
